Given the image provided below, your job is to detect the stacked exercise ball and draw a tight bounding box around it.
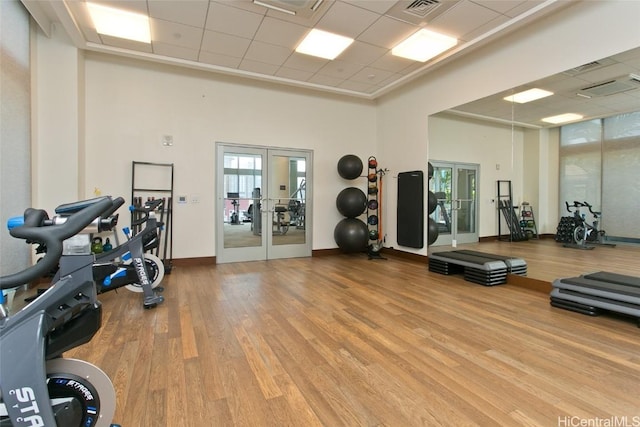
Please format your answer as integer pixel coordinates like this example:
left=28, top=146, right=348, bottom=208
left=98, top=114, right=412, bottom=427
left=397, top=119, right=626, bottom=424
left=335, top=155, right=368, bottom=252
left=427, top=162, right=439, bottom=246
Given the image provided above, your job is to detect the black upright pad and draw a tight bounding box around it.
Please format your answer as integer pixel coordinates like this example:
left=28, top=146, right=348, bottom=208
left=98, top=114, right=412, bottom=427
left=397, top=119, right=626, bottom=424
left=397, top=170, right=424, bottom=248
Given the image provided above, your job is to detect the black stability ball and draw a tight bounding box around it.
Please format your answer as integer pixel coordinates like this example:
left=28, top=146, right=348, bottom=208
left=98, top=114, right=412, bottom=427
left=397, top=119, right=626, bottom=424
left=337, top=154, right=363, bottom=180
left=428, top=162, right=434, bottom=180
left=334, top=218, right=368, bottom=253
left=427, top=217, right=439, bottom=246
left=336, top=187, right=367, bottom=218
left=428, top=190, right=437, bottom=214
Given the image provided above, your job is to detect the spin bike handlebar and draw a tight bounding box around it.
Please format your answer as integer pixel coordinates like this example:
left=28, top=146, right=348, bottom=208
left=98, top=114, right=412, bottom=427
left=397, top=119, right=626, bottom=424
left=130, top=198, right=164, bottom=227
left=0, top=196, right=114, bottom=290
left=565, top=201, right=585, bottom=212
left=581, top=201, right=601, bottom=216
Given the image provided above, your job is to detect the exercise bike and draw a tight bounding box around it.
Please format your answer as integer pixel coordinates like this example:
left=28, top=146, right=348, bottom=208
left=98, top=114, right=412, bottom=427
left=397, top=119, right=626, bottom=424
left=575, top=201, right=616, bottom=247
left=0, top=196, right=121, bottom=426
left=564, top=201, right=595, bottom=249
left=45, top=198, right=165, bottom=309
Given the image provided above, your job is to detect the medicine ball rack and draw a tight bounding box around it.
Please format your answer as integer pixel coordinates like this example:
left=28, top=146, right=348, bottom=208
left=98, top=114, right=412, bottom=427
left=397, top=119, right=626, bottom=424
left=367, top=156, right=386, bottom=260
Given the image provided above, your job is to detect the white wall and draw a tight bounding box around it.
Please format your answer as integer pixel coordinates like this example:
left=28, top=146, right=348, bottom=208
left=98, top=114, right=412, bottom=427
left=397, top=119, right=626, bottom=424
left=81, top=53, right=376, bottom=257
left=377, top=0, right=640, bottom=255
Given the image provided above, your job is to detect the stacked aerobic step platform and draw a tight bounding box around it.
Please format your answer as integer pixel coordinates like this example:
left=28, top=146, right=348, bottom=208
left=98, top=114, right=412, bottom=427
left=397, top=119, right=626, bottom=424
left=551, top=271, right=640, bottom=325
left=428, top=250, right=527, bottom=286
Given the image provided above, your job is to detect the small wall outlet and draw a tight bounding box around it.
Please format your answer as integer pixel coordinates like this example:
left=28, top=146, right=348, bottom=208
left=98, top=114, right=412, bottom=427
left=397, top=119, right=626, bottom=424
left=162, top=135, right=173, bottom=146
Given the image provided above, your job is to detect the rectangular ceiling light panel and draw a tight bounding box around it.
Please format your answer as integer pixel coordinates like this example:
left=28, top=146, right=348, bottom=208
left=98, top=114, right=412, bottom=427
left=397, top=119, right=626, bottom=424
left=503, top=88, right=553, bottom=104
left=541, top=113, right=583, bottom=124
left=87, top=3, right=151, bottom=43
left=392, top=29, right=457, bottom=62
left=296, top=29, right=354, bottom=60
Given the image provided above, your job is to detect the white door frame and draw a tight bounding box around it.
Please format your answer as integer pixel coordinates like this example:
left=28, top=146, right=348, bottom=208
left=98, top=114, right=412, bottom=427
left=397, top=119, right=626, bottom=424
left=215, top=143, right=313, bottom=263
left=429, top=161, right=480, bottom=246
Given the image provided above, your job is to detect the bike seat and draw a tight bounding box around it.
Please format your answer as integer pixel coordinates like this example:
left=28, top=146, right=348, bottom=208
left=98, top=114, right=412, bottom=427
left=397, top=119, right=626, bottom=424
left=55, top=196, right=116, bottom=215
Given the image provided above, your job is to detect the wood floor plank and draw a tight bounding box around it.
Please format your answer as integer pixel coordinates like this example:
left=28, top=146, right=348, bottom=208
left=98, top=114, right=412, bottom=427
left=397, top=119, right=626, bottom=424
left=58, top=250, right=640, bottom=426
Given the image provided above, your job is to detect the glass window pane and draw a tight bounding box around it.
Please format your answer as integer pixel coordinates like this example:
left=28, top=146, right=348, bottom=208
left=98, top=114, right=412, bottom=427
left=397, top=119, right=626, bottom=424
left=238, top=156, right=255, bottom=169
left=224, top=155, right=238, bottom=168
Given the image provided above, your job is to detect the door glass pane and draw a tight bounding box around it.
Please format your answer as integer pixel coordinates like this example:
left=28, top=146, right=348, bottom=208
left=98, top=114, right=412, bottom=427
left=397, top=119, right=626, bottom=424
left=223, top=152, right=263, bottom=249
left=270, top=155, right=306, bottom=246
left=456, top=168, right=476, bottom=234
left=429, top=166, right=452, bottom=235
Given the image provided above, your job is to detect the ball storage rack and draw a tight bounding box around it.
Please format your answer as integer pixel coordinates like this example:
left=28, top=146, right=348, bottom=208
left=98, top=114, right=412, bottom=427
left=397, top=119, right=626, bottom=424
left=367, top=156, right=386, bottom=260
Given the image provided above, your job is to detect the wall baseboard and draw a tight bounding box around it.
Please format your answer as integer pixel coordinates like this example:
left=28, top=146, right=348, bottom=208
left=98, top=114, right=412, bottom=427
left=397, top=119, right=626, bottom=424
left=170, top=248, right=550, bottom=293
left=172, top=257, right=216, bottom=267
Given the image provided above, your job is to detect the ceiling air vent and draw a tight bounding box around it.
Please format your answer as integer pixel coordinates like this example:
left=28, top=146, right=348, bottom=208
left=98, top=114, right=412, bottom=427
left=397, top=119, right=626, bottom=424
left=405, top=0, right=442, bottom=18
left=253, top=0, right=325, bottom=19
left=562, top=58, right=616, bottom=76
left=577, top=74, right=640, bottom=97
left=386, top=0, right=458, bottom=25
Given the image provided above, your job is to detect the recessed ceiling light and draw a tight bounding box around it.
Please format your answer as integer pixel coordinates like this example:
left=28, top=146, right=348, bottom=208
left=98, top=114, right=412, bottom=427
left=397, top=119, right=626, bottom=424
left=87, top=3, right=151, bottom=43
left=541, top=113, right=584, bottom=124
left=391, top=29, right=457, bottom=62
left=295, top=29, right=354, bottom=60
left=503, top=88, right=553, bottom=103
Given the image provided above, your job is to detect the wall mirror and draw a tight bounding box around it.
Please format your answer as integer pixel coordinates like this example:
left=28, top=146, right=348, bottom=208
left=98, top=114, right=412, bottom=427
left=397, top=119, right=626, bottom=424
left=427, top=45, right=640, bottom=283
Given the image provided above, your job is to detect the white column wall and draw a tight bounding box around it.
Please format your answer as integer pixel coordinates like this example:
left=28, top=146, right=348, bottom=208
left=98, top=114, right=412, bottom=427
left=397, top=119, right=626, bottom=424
left=32, top=23, right=81, bottom=212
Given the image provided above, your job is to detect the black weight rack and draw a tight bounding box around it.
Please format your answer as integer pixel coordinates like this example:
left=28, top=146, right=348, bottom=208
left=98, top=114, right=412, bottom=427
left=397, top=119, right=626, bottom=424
left=497, top=180, right=527, bottom=242
left=131, top=161, right=174, bottom=273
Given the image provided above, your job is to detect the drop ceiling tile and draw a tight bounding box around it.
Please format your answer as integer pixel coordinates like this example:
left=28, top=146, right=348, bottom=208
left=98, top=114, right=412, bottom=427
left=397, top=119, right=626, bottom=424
left=349, top=66, right=394, bottom=85
left=282, top=52, right=328, bottom=73
left=502, top=0, right=546, bottom=18
left=148, top=0, right=209, bottom=27
left=150, top=19, right=204, bottom=49
left=369, top=51, right=417, bottom=74
left=428, top=0, right=501, bottom=39
left=338, top=79, right=377, bottom=93
left=307, top=73, right=344, bottom=86
left=347, top=0, right=394, bottom=15
left=577, top=63, right=639, bottom=84
left=275, top=67, right=314, bottom=81
left=199, top=51, right=242, bottom=68
left=470, top=0, right=525, bottom=15
left=205, top=2, right=264, bottom=39
left=201, top=30, right=251, bottom=58
left=244, top=40, right=292, bottom=66
left=153, top=41, right=199, bottom=61
left=315, top=1, right=380, bottom=38
left=317, top=59, right=363, bottom=79
left=357, top=15, right=416, bottom=49
left=253, top=16, right=310, bottom=48
left=338, top=41, right=387, bottom=66
left=239, top=58, right=279, bottom=75
left=462, top=15, right=509, bottom=42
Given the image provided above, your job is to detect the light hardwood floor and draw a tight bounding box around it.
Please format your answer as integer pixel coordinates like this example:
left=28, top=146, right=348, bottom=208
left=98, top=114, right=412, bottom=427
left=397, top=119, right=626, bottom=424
left=64, top=247, right=640, bottom=426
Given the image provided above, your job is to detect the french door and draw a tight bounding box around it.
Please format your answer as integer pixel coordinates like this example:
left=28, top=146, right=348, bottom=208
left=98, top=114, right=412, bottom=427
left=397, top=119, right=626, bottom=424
left=215, top=143, right=312, bottom=263
left=429, top=161, right=479, bottom=246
